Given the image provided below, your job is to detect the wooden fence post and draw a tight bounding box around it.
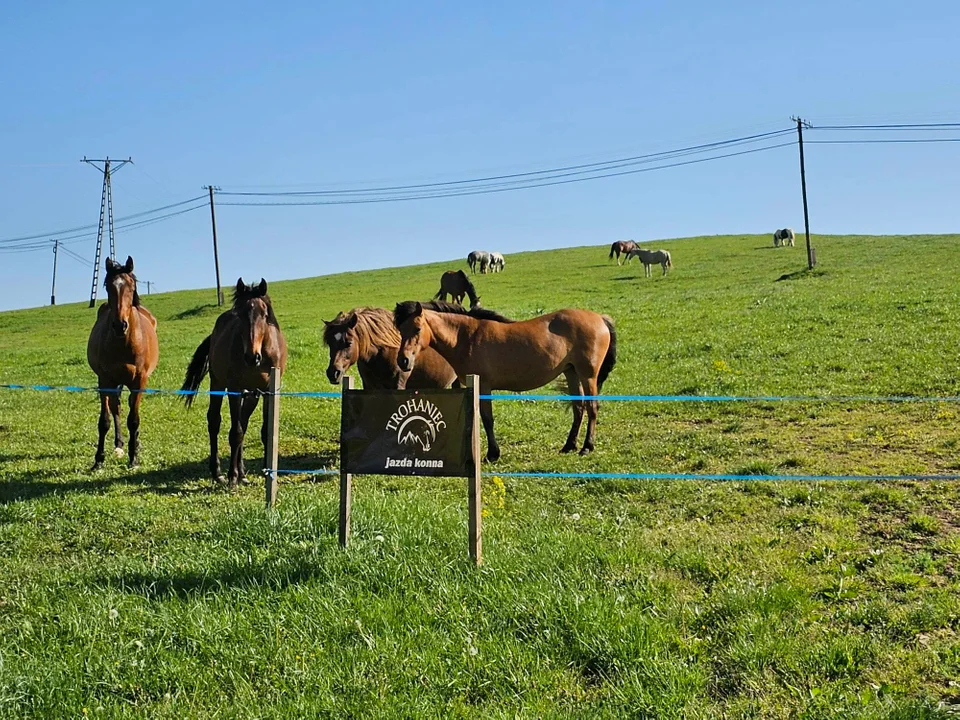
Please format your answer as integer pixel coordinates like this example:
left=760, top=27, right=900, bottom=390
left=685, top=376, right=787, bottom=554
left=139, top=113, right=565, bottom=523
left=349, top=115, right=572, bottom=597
left=263, top=367, right=280, bottom=508
left=467, top=374, right=483, bottom=566
left=339, top=375, right=355, bottom=547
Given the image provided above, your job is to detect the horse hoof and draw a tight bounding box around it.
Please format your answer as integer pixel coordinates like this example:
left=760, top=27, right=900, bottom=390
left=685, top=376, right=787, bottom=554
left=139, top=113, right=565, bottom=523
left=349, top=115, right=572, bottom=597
left=485, top=451, right=500, bottom=463
left=560, top=444, right=578, bottom=454
left=238, top=476, right=251, bottom=486
left=114, top=447, right=125, bottom=458
left=91, top=461, right=104, bottom=472
left=578, top=446, right=594, bottom=456
left=129, top=458, right=140, bottom=469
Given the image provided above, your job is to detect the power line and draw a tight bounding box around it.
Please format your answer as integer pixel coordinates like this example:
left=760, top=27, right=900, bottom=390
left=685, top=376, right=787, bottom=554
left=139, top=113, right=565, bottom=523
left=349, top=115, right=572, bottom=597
left=806, top=138, right=960, bottom=145
left=218, top=129, right=796, bottom=198
left=0, top=195, right=207, bottom=246
left=220, top=141, right=797, bottom=207
left=812, top=122, right=960, bottom=131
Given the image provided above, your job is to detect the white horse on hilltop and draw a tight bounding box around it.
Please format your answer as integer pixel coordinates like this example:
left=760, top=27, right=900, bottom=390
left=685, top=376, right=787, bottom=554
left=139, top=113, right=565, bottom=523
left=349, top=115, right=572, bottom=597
left=467, top=250, right=491, bottom=274
left=773, top=228, right=795, bottom=247
left=488, top=252, right=505, bottom=272
left=626, top=247, right=673, bottom=277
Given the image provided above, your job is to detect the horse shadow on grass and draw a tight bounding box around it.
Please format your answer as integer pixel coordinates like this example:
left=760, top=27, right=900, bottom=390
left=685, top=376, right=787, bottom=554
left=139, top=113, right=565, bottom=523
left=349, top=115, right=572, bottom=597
left=168, top=304, right=219, bottom=321
left=0, top=449, right=341, bottom=505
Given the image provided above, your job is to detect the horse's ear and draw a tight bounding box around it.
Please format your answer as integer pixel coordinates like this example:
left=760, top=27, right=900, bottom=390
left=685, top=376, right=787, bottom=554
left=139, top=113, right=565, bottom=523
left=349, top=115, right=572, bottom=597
left=258, top=278, right=267, bottom=296
left=105, top=257, right=116, bottom=271
left=322, top=318, right=331, bottom=327
left=347, top=313, right=359, bottom=328
left=236, top=278, right=245, bottom=293
left=413, top=302, right=423, bottom=318
left=124, top=256, right=134, bottom=273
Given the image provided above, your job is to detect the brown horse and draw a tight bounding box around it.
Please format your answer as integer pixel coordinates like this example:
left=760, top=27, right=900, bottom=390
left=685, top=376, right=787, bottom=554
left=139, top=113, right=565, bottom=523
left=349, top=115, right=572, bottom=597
left=181, top=278, right=288, bottom=488
left=434, top=270, right=480, bottom=309
left=87, top=256, right=159, bottom=469
left=608, top=240, right=637, bottom=266
left=323, top=307, right=458, bottom=389
left=394, top=300, right=616, bottom=461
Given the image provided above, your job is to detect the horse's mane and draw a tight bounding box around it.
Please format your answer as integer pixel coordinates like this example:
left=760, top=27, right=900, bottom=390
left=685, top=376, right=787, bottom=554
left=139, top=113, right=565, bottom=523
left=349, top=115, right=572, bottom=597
left=394, top=300, right=513, bottom=326
left=232, top=283, right=279, bottom=327
left=324, top=306, right=401, bottom=353
left=103, top=265, right=141, bottom=307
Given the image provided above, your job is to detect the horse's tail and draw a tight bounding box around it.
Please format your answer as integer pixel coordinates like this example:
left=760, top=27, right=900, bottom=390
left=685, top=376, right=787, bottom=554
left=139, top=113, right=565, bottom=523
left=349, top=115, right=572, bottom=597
left=434, top=287, right=444, bottom=300
left=666, top=251, right=673, bottom=268
left=597, top=316, right=617, bottom=392
left=181, top=335, right=212, bottom=408
left=608, top=242, right=616, bottom=259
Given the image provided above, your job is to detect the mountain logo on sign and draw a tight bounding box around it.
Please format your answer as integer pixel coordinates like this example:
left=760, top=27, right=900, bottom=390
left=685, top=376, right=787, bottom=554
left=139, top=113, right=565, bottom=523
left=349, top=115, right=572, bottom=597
left=386, top=397, right=447, bottom=452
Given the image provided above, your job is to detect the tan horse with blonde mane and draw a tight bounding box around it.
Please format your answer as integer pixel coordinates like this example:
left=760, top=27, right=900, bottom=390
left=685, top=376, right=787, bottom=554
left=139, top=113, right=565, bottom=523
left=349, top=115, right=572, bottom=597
left=87, top=256, right=159, bottom=469
left=181, top=278, right=288, bottom=488
left=394, top=300, right=616, bottom=461
left=322, top=307, right=457, bottom=389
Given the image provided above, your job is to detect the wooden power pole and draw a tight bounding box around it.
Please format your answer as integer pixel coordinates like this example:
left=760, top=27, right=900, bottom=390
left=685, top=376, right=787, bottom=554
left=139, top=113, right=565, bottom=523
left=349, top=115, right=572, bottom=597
left=792, top=117, right=815, bottom=269
left=205, top=185, right=224, bottom=306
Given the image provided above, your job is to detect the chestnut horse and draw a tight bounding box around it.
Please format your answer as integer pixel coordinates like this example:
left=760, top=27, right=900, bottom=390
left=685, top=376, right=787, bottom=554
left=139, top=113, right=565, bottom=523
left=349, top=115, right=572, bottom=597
left=323, top=307, right=458, bottom=389
left=181, top=278, right=287, bottom=488
left=434, top=270, right=480, bottom=309
left=87, top=256, right=159, bottom=469
left=608, top=240, right=637, bottom=266
left=394, top=300, right=616, bottom=461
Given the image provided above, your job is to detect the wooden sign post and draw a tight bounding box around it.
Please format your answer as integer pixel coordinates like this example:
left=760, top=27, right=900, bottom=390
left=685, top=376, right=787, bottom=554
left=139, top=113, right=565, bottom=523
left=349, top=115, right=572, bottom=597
left=338, top=374, right=482, bottom=566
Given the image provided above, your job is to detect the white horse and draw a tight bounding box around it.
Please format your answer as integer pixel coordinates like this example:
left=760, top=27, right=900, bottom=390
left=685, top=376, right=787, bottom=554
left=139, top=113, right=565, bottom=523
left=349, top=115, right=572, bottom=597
left=467, top=250, right=491, bottom=274
left=627, top=248, right=673, bottom=277
left=773, top=228, right=795, bottom=247
left=488, top=252, right=505, bottom=272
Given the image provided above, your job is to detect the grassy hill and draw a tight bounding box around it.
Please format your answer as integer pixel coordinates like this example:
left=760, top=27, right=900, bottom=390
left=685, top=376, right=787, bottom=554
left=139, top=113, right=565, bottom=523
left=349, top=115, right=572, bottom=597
left=1, top=234, right=959, bottom=717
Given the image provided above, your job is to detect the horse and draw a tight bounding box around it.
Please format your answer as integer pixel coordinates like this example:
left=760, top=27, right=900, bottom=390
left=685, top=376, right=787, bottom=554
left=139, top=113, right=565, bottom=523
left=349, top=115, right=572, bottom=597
left=488, top=252, right=505, bottom=272
left=467, top=250, right=491, bottom=274
left=86, top=255, right=159, bottom=470
left=773, top=228, right=795, bottom=247
left=322, top=307, right=458, bottom=389
left=434, top=269, right=481, bottom=308
left=626, top=247, right=673, bottom=277
left=394, top=300, right=616, bottom=461
left=181, top=278, right=288, bottom=488
left=608, top=240, right=637, bottom=266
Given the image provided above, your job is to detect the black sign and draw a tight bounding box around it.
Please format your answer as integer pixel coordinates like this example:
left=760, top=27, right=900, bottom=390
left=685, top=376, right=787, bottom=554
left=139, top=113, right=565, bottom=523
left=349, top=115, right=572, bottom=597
left=340, top=389, right=474, bottom=477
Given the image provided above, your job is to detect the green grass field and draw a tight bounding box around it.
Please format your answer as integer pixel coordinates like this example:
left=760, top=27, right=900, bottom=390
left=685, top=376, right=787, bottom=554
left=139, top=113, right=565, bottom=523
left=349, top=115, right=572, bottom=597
left=1, top=233, right=959, bottom=718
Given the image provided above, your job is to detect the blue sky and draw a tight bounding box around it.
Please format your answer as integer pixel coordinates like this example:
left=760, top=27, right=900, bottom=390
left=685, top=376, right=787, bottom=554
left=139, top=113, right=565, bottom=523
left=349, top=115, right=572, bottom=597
left=1, top=1, right=957, bottom=311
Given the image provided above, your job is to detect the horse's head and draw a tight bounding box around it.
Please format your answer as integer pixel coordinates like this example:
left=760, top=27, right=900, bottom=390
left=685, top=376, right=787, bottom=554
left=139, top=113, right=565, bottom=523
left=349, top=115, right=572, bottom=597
left=233, top=277, right=272, bottom=367
left=104, top=255, right=138, bottom=336
left=322, top=312, right=360, bottom=384
left=394, top=301, right=431, bottom=373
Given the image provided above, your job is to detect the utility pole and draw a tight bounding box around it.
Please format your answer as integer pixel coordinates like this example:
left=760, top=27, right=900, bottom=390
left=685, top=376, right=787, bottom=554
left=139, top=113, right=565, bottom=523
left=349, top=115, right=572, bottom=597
left=204, top=185, right=224, bottom=306
left=50, top=239, right=59, bottom=306
left=83, top=156, right=133, bottom=307
left=144, top=281, right=153, bottom=295
left=791, top=117, right=815, bottom=269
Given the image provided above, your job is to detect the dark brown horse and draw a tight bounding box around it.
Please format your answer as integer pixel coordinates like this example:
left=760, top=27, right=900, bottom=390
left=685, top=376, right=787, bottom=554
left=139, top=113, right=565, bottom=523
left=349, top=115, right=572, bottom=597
left=434, top=270, right=480, bottom=309
left=323, top=307, right=458, bottom=389
left=395, top=301, right=616, bottom=461
left=181, top=278, right=288, bottom=488
left=87, top=256, right=159, bottom=469
left=608, top=240, right=637, bottom=266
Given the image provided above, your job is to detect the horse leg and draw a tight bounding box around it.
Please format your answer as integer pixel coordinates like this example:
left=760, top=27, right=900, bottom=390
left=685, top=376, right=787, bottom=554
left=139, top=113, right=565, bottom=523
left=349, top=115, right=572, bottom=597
left=479, top=389, right=500, bottom=462
left=226, top=392, right=244, bottom=490
left=92, top=388, right=111, bottom=470
left=237, top=392, right=260, bottom=485
left=126, top=383, right=144, bottom=467
left=108, top=389, right=123, bottom=457
left=561, top=368, right=585, bottom=453
left=207, top=381, right=225, bottom=484
left=579, top=376, right=600, bottom=456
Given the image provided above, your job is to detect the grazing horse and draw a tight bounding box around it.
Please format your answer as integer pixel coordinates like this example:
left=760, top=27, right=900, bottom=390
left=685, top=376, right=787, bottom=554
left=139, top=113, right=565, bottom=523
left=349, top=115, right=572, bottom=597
left=434, top=269, right=481, bottom=308
left=323, top=307, right=458, bottom=389
left=467, top=250, right=491, bottom=274
left=773, top=228, right=795, bottom=247
left=608, top=240, right=637, bottom=265
left=87, top=256, right=159, bottom=469
left=488, top=252, right=505, bottom=272
left=181, top=278, right=288, bottom=488
left=627, top=247, right=673, bottom=276
left=394, top=300, right=616, bottom=461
